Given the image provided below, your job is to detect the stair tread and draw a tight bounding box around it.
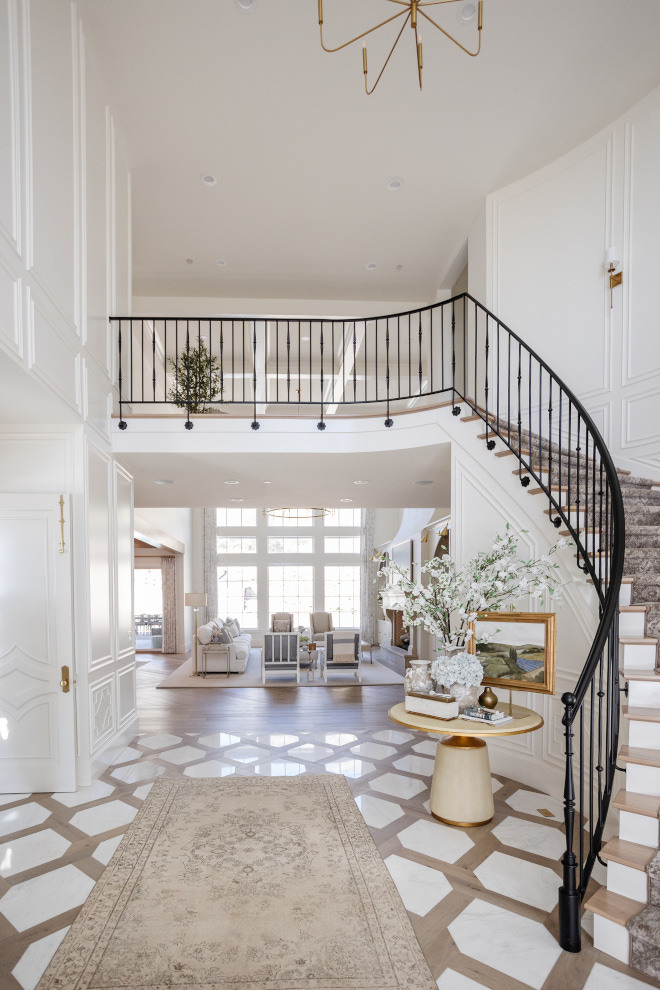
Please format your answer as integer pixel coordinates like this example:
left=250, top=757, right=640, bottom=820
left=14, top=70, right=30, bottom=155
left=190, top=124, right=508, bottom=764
left=623, top=667, right=660, bottom=678
left=612, top=788, right=660, bottom=818
left=623, top=705, right=660, bottom=723
left=620, top=605, right=648, bottom=612
left=584, top=886, right=644, bottom=925
left=619, top=745, right=660, bottom=767
left=620, top=639, right=659, bottom=647
left=601, top=837, right=656, bottom=870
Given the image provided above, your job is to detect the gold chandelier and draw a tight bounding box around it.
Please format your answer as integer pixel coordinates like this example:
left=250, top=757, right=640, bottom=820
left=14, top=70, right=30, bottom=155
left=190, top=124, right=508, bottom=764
left=318, top=0, right=483, bottom=95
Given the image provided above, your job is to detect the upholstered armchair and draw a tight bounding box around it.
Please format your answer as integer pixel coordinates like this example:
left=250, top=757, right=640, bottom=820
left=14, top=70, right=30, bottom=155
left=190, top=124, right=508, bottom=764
left=262, top=632, right=301, bottom=684
left=309, top=612, right=334, bottom=645
left=270, top=612, right=295, bottom=632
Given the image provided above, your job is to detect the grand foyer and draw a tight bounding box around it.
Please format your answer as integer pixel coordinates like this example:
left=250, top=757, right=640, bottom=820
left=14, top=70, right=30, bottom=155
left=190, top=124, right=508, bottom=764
left=2, top=1, right=660, bottom=988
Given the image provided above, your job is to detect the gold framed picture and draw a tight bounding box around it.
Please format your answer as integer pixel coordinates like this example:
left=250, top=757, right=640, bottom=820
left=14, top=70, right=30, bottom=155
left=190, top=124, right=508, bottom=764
left=467, top=611, right=556, bottom=695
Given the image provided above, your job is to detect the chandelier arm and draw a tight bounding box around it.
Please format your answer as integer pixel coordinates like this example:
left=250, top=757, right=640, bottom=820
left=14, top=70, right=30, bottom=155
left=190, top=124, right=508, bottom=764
left=418, top=6, right=482, bottom=56
left=365, top=12, right=411, bottom=95
left=319, top=9, right=407, bottom=54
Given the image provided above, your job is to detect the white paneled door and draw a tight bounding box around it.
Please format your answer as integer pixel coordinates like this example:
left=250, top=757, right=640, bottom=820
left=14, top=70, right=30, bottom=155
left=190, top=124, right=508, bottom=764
left=0, top=495, right=76, bottom=792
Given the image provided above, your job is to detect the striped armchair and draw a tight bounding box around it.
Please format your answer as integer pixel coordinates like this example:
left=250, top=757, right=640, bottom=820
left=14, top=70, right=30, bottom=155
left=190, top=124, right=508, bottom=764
left=262, top=632, right=301, bottom=684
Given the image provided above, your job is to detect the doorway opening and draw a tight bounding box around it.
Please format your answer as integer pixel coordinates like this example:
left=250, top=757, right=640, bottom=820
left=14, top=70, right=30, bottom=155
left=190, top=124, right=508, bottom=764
left=135, top=568, right=163, bottom=651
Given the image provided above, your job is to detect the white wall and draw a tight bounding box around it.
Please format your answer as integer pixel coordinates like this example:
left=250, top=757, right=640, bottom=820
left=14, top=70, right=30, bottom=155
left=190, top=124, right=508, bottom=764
left=483, top=83, right=660, bottom=480
left=0, top=1, right=134, bottom=785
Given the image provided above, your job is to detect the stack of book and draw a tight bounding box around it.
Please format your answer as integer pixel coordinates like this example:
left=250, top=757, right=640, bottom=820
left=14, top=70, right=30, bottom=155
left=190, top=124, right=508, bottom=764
left=461, top=705, right=513, bottom=725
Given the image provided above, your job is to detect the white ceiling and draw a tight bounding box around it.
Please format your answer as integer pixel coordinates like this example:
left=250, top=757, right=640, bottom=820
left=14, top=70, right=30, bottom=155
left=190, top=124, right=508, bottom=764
left=78, top=0, right=660, bottom=305
left=119, top=444, right=451, bottom=508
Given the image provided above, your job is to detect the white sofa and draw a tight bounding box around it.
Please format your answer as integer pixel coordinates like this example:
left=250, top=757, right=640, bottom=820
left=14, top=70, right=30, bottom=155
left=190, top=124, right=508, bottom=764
left=196, top=619, right=252, bottom=673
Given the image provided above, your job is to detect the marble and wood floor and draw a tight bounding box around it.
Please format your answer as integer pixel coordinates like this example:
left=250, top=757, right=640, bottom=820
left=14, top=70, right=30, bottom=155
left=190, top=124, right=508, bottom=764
left=1, top=650, right=659, bottom=990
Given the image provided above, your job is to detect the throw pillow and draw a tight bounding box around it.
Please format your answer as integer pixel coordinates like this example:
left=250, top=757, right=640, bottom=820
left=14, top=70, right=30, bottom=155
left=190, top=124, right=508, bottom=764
left=212, top=627, right=233, bottom=644
left=197, top=624, right=213, bottom=645
left=227, top=620, right=241, bottom=638
left=273, top=619, right=290, bottom=632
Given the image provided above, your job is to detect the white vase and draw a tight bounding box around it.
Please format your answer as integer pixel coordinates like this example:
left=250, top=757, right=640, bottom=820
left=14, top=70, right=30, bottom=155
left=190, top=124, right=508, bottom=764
left=446, top=681, right=481, bottom=713
left=404, top=658, right=434, bottom=695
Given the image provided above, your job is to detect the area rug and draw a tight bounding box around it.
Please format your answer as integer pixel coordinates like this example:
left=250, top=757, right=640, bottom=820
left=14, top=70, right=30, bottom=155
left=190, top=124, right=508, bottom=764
left=37, top=775, right=435, bottom=990
left=156, top=648, right=405, bottom=689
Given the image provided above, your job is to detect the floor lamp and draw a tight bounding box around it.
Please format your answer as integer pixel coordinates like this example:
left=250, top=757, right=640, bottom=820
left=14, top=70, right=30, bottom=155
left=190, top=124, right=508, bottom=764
left=185, top=592, right=207, bottom=676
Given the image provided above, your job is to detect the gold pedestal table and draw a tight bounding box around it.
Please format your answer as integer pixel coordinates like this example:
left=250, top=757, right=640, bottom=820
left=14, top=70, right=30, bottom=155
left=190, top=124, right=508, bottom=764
left=388, top=702, right=544, bottom=826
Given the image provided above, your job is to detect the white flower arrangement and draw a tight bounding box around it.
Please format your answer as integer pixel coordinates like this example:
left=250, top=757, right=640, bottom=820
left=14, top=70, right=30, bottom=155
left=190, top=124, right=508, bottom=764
left=430, top=651, right=483, bottom=688
left=380, top=527, right=571, bottom=650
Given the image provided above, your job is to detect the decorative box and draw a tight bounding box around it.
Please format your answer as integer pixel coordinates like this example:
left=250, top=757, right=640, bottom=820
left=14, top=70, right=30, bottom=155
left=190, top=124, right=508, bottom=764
left=405, top=692, right=459, bottom=720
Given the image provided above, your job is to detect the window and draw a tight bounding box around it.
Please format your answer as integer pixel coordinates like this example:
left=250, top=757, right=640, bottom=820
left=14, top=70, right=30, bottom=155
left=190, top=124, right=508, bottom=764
left=217, top=566, right=258, bottom=626
left=324, top=536, right=360, bottom=554
left=324, top=508, right=361, bottom=527
left=325, top=565, right=360, bottom=628
left=217, top=537, right=257, bottom=554
left=267, top=509, right=314, bottom=527
left=268, top=565, right=314, bottom=628
left=216, top=508, right=257, bottom=527
left=268, top=537, right=314, bottom=554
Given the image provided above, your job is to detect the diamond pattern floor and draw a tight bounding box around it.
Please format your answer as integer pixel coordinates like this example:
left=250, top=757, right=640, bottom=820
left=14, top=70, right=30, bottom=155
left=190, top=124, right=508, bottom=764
left=1, top=692, right=659, bottom=988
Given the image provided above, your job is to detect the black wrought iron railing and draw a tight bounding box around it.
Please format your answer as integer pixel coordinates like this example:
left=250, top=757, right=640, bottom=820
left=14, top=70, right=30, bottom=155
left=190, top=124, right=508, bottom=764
left=111, top=295, right=624, bottom=951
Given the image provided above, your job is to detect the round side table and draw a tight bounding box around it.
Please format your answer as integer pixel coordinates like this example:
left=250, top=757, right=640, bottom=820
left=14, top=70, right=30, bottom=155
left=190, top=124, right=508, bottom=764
left=388, top=702, right=544, bottom=826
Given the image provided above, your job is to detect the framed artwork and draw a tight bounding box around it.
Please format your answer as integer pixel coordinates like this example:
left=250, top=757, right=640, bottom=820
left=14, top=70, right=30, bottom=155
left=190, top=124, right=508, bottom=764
left=468, top=611, right=556, bottom=695
left=391, top=539, right=413, bottom=580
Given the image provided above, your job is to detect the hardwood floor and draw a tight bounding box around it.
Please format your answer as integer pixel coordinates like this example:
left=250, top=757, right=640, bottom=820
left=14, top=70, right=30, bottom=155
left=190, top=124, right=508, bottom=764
left=136, top=649, right=406, bottom=735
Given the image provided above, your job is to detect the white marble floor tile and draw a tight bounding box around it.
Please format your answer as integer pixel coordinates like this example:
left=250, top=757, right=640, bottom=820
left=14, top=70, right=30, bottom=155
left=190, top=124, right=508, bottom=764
left=385, top=854, right=452, bottom=917
left=51, top=780, right=115, bottom=808
left=354, top=794, right=405, bottom=829
left=317, top=733, right=357, bottom=746
left=393, top=755, right=435, bottom=777
left=505, top=788, right=564, bottom=821
left=110, top=762, right=165, bottom=784
left=0, top=864, right=95, bottom=931
left=198, top=732, right=240, bottom=748
left=139, top=733, right=182, bottom=750
left=92, top=834, right=123, bottom=866
left=372, top=730, right=413, bottom=744
left=252, top=733, right=299, bottom=747
left=0, top=829, right=70, bottom=878
left=133, top=783, right=154, bottom=801
left=398, top=819, right=474, bottom=864
left=254, top=761, right=307, bottom=776
left=491, top=815, right=565, bottom=860
left=0, top=803, right=51, bottom=839
left=475, top=850, right=560, bottom=911
left=11, top=926, right=70, bottom=990
left=325, top=759, right=375, bottom=779
left=111, top=746, right=141, bottom=765
left=448, top=898, right=562, bottom=990
left=70, top=800, right=138, bottom=837
left=0, top=794, right=30, bottom=807
left=158, top=745, right=206, bottom=765
left=287, top=744, right=334, bottom=762
left=583, top=961, right=653, bottom=990
left=491, top=776, right=503, bottom=792
left=350, top=742, right=397, bottom=760
left=183, top=760, right=236, bottom=778
left=436, top=968, right=487, bottom=990
left=369, top=773, right=427, bottom=800
left=412, top=740, right=438, bottom=757
left=224, top=745, right=272, bottom=764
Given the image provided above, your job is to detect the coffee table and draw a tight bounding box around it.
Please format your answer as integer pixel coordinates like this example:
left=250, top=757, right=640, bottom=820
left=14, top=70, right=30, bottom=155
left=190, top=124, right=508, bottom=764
left=388, top=702, right=544, bottom=826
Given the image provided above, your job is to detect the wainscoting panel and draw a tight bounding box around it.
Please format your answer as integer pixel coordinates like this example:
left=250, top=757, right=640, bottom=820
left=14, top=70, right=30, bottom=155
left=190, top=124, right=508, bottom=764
left=117, top=662, right=136, bottom=726
left=0, top=0, right=20, bottom=258
left=90, top=674, right=115, bottom=752
left=86, top=440, right=113, bottom=669
left=0, top=253, right=21, bottom=358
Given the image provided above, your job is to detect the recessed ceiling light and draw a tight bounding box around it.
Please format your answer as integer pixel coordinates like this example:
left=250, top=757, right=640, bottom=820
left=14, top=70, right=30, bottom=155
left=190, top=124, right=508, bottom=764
left=214, top=258, right=227, bottom=267
left=354, top=480, right=369, bottom=485
left=235, top=0, right=257, bottom=9
left=263, top=481, right=272, bottom=484
left=460, top=1, right=477, bottom=20
left=340, top=498, right=354, bottom=503
left=186, top=258, right=193, bottom=264
left=387, top=177, right=403, bottom=191
left=155, top=479, right=175, bottom=485
left=200, top=172, right=217, bottom=186
left=224, top=480, right=240, bottom=485
left=230, top=497, right=244, bottom=502
left=366, top=262, right=377, bottom=270
left=414, top=480, right=434, bottom=486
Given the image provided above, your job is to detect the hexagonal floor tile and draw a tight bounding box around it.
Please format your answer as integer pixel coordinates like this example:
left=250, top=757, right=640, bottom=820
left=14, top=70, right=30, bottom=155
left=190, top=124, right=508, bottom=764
left=325, top=759, right=375, bottom=779
left=92, top=834, right=123, bottom=866
left=354, top=794, right=405, bottom=829
left=350, top=742, right=396, bottom=760
left=254, top=761, right=307, bottom=776
left=392, top=755, right=435, bottom=776
left=70, top=800, right=138, bottom=837
left=505, top=788, right=564, bottom=821
left=385, top=854, right=452, bottom=917
left=133, top=783, right=154, bottom=801
left=583, top=962, right=653, bottom=990
left=0, top=794, right=30, bottom=807
left=183, top=761, right=236, bottom=778
left=198, top=733, right=240, bottom=748
left=224, top=745, right=271, bottom=764
left=51, top=780, right=115, bottom=808
left=0, top=864, right=95, bottom=931
left=111, top=746, right=141, bottom=765
left=139, top=733, right=182, bottom=750
left=369, top=773, right=427, bottom=800
left=436, top=969, right=487, bottom=990
left=474, top=850, right=560, bottom=911
left=491, top=815, right=565, bottom=860
left=372, top=730, right=413, bottom=744
left=0, top=830, right=70, bottom=878
left=11, top=925, right=69, bottom=990
left=397, top=818, right=473, bottom=864
left=317, top=733, right=357, bottom=746
left=412, top=740, right=438, bottom=757
left=0, top=803, right=51, bottom=839
left=110, top=762, right=165, bottom=784
left=251, top=733, right=299, bottom=747
left=448, top=898, right=562, bottom=990
left=287, top=744, right=334, bottom=762
left=158, top=746, right=206, bottom=765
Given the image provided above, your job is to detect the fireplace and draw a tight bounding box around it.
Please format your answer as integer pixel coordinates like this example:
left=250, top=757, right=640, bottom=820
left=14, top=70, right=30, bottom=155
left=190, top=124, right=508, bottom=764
left=385, top=608, right=410, bottom=650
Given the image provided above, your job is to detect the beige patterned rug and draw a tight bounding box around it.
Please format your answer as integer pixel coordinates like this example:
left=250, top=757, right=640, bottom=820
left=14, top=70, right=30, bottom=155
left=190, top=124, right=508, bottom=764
left=37, top=775, right=435, bottom=990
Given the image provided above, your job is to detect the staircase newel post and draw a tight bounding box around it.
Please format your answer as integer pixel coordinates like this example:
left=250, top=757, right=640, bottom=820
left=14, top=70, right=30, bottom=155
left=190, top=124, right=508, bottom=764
left=559, top=691, right=581, bottom=952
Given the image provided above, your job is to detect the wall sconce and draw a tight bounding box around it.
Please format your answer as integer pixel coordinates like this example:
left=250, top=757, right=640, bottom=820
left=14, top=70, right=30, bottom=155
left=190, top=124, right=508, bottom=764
left=605, top=247, right=622, bottom=309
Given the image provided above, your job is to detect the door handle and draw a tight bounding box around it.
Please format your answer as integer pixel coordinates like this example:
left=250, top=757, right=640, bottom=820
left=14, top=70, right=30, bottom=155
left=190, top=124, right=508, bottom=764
left=60, top=666, right=70, bottom=693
